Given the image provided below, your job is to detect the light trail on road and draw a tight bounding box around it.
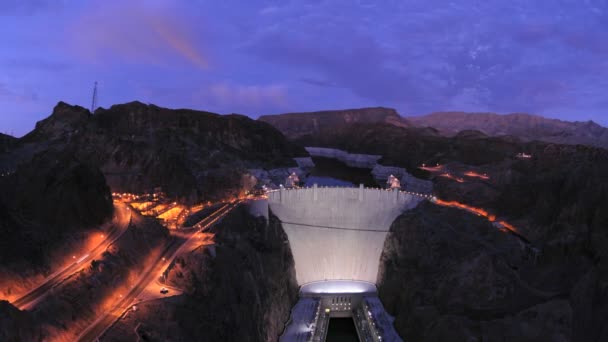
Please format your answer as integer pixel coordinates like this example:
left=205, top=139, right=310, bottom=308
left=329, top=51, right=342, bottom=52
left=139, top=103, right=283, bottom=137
left=432, top=198, right=528, bottom=243
left=11, top=203, right=132, bottom=310
left=77, top=200, right=240, bottom=342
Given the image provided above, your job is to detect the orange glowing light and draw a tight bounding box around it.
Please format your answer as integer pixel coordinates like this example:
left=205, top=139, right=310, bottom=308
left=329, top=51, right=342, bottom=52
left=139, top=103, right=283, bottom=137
left=419, top=164, right=445, bottom=172
left=498, top=220, right=518, bottom=233
left=439, top=173, right=465, bottom=183
left=434, top=199, right=495, bottom=221
left=464, top=171, right=490, bottom=180
left=433, top=198, right=520, bottom=234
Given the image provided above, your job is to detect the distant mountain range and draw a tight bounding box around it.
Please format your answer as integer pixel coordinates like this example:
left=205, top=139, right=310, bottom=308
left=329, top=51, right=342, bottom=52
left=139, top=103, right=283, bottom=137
left=260, top=108, right=608, bottom=149
left=259, top=107, right=409, bottom=138
left=409, top=112, right=608, bottom=149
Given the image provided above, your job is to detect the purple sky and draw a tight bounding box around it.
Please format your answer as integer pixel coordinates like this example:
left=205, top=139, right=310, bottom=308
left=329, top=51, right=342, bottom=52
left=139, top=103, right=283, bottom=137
left=1, top=0, right=607, bottom=136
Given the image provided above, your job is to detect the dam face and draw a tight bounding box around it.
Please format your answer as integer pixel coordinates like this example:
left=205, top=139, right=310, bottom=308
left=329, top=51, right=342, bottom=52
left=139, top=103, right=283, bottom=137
left=268, top=185, right=422, bottom=285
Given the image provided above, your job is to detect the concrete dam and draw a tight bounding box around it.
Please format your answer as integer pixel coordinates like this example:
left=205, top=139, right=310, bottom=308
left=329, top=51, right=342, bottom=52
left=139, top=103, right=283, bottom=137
left=270, top=185, right=425, bottom=341
left=269, top=185, right=422, bottom=284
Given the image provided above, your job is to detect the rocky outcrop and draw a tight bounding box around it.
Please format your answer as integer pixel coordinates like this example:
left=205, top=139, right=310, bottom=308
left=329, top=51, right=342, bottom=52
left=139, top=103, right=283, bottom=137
left=0, top=133, right=16, bottom=153
left=377, top=203, right=582, bottom=341
left=21, top=101, right=90, bottom=143
left=0, top=150, right=112, bottom=274
left=409, top=112, right=608, bottom=149
left=105, top=205, right=298, bottom=341
left=12, top=101, right=307, bottom=202
left=259, top=107, right=409, bottom=138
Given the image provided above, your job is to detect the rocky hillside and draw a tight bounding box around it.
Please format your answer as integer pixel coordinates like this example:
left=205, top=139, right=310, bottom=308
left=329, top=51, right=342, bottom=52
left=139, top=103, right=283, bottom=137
left=0, top=133, right=16, bottom=153
left=409, top=112, right=608, bottom=149
left=10, top=101, right=306, bottom=201
left=378, top=203, right=579, bottom=341
left=104, top=205, right=298, bottom=341
left=259, top=107, right=409, bottom=138
left=0, top=210, right=169, bottom=341
left=0, top=151, right=113, bottom=272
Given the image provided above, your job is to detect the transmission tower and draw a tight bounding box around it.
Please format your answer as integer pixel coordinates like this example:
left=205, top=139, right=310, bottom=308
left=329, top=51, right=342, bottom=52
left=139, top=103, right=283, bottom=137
left=91, top=81, right=98, bottom=113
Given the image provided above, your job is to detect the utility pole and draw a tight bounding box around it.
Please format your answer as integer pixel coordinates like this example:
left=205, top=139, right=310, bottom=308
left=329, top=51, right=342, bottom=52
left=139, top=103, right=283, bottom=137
left=91, top=81, right=98, bottom=113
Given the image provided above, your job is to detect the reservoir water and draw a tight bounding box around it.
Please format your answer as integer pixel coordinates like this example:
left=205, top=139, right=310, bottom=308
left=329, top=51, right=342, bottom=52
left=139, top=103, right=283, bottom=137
left=304, top=157, right=376, bottom=187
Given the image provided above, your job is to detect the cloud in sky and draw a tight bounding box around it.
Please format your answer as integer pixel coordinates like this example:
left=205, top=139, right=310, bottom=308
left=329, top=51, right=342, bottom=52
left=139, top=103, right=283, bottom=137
left=1, top=0, right=607, bottom=136
left=194, top=82, right=289, bottom=115
left=68, top=1, right=209, bottom=69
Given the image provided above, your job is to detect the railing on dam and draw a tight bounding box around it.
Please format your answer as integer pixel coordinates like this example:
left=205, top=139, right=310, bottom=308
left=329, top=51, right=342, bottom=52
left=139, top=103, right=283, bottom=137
left=267, top=183, right=435, bottom=201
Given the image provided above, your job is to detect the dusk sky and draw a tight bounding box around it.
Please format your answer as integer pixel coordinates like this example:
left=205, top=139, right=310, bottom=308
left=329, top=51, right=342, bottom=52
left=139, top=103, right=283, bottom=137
left=1, top=0, right=607, bottom=136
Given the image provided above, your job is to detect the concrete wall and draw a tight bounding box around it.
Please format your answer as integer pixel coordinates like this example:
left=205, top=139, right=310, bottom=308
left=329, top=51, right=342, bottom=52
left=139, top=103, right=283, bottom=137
left=268, top=186, right=422, bottom=285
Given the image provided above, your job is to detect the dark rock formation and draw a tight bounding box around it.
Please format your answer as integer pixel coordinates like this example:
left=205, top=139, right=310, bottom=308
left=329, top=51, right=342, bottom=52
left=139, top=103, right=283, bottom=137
left=21, top=102, right=90, bottom=144
left=378, top=203, right=588, bottom=341
left=0, top=150, right=113, bottom=272
left=259, top=107, right=410, bottom=138
left=12, top=101, right=306, bottom=202
left=0, top=300, right=43, bottom=342
left=105, top=205, right=298, bottom=342
left=409, top=112, right=608, bottom=149
left=0, top=133, right=17, bottom=153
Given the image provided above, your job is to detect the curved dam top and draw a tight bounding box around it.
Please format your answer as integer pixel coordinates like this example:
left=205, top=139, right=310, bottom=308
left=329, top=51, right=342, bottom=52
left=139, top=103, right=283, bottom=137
left=268, top=185, right=423, bottom=285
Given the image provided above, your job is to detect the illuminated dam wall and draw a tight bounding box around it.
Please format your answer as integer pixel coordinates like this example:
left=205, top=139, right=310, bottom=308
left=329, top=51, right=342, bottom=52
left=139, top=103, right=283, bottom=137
left=268, top=186, right=423, bottom=285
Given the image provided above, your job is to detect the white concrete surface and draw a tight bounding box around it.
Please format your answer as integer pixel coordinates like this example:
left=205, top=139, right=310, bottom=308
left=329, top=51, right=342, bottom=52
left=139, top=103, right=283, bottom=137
left=245, top=199, right=269, bottom=221
left=279, top=298, right=320, bottom=342
left=300, top=280, right=376, bottom=295
left=268, top=186, right=422, bottom=284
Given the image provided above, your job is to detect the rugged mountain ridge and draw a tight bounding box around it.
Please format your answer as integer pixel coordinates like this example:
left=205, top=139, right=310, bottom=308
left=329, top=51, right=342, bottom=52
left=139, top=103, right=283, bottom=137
left=261, top=108, right=606, bottom=149
left=8, top=101, right=306, bottom=201
left=0, top=133, right=17, bottom=153
left=259, top=107, right=410, bottom=138
left=409, top=112, right=608, bottom=149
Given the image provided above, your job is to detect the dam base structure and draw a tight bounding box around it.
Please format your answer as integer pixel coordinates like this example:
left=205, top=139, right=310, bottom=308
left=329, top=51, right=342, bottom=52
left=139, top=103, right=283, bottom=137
left=269, top=184, right=426, bottom=341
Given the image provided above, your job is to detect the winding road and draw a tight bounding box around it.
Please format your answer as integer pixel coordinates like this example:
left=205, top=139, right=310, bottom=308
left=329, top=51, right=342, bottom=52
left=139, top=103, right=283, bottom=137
left=12, top=203, right=132, bottom=310
left=77, top=200, right=239, bottom=342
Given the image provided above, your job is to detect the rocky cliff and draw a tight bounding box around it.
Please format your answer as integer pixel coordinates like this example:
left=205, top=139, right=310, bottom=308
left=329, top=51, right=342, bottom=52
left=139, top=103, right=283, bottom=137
left=378, top=203, right=580, bottom=341
left=0, top=150, right=113, bottom=277
left=0, top=133, right=17, bottom=153
left=410, top=112, right=608, bottom=149
left=104, top=205, right=298, bottom=341
left=259, top=107, right=409, bottom=138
